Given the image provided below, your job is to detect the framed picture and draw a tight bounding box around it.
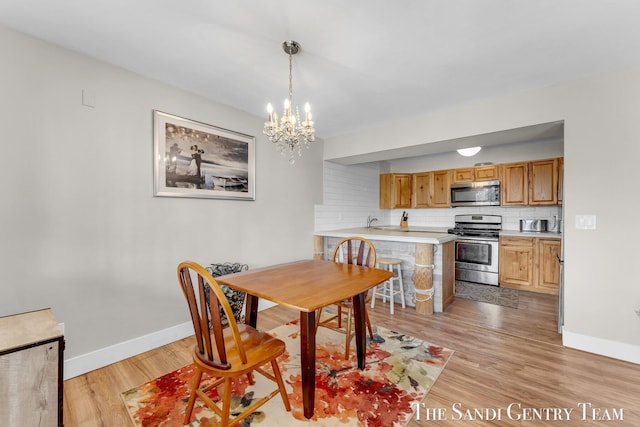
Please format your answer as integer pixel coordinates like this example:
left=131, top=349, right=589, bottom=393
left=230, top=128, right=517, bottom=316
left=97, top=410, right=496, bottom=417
left=153, top=111, right=255, bottom=200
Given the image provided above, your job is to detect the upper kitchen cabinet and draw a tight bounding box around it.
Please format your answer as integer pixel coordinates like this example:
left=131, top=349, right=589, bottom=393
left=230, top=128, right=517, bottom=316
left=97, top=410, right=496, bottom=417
left=500, top=157, right=562, bottom=206
left=411, top=170, right=450, bottom=208
left=431, top=170, right=451, bottom=207
left=557, top=157, right=564, bottom=205
left=412, top=172, right=432, bottom=208
left=475, top=164, right=499, bottom=181
left=452, top=164, right=499, bottom=183
left=500, top=162, right=528, bottom=206
left=529, top=158, right=558, bottom=205
left=381, top=157, right=561, bottom=209
left=380, top=173, right=412, bottom=209
left=452, top=168, right=474, bottom=183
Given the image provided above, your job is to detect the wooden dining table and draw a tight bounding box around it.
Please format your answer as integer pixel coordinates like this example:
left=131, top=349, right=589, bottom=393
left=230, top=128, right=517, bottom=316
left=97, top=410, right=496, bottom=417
left=216, top=259, right=393, bottom=419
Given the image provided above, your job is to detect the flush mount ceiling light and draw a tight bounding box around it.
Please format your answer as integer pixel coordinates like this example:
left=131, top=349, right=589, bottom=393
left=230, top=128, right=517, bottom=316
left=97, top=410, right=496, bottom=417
left=457, top=146, right=482, bottom=157
left=263, top=40, right=315, bottom=164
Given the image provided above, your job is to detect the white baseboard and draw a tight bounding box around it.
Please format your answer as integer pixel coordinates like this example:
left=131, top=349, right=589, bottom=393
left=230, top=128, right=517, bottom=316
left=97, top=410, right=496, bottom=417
left=63, top=321, right=193, bottom=380
left=562, top=330, right=640, bottom=365
left=63, top=302, right=279, bottom=381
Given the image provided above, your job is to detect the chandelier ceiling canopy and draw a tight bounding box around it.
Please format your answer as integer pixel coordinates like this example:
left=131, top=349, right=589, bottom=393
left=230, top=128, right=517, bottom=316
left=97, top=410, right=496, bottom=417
left=263, top=40, right=315, bottom=164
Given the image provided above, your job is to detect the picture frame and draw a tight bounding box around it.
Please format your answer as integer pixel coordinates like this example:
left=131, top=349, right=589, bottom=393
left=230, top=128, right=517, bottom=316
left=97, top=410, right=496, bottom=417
left=153, top=110, right=255, bottom=200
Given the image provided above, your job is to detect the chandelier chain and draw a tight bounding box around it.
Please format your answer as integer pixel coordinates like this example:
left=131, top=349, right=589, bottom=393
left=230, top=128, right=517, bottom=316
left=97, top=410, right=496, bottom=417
left=288, top=50, right=294, bottom=110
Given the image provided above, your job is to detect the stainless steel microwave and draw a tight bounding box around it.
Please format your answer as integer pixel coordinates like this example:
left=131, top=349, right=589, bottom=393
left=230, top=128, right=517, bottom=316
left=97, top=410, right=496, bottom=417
left=450, top=180, right=500, bottom=207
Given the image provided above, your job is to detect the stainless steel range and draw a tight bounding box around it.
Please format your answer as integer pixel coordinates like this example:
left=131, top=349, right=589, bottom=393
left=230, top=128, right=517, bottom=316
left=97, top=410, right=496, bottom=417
left=447, top=214, right=502, bottom=286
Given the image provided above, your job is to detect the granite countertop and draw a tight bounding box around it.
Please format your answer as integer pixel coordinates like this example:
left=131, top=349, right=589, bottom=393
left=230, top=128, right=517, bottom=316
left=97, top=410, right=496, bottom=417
left=314, top=226, right=457, bottom=244
left=499, top=230, right=562, bottom=238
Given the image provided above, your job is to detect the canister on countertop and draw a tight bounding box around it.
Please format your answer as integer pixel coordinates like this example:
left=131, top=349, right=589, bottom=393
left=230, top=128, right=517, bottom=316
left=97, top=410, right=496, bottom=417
left=520, top=219, right=548, bottom=232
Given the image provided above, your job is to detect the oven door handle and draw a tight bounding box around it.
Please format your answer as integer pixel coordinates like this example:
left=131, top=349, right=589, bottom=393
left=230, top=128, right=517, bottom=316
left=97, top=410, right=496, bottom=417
left=456, top=238, right=499, bottom=244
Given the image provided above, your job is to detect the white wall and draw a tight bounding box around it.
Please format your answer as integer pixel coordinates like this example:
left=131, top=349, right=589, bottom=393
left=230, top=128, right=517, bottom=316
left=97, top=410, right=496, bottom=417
left=323, top=67, right=640, bottom=364
left=0, top=26, right=323, bottom=371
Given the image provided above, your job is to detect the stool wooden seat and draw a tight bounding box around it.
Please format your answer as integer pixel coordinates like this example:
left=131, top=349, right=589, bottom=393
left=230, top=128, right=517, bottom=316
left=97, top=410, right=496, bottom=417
left=372, top=258, right=405, bottom=314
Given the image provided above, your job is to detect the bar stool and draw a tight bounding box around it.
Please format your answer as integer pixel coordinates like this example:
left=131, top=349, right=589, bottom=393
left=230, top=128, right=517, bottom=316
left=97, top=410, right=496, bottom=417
left=371, top=258, right=406, bottom=314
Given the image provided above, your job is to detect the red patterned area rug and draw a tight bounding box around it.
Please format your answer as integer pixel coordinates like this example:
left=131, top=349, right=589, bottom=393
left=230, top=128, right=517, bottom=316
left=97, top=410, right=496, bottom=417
left=121, top=322, right=453, bottom=427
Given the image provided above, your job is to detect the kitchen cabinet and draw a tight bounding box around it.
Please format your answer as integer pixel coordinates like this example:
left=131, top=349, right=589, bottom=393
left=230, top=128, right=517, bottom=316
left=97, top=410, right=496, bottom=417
left=538, top=238, right=561, bottom=293
left=412, top=172, right=432, bottom=208
left=558, top=157, right=563, bottom=205
left=452, top=168, right=474, bottom=183
left=529, top=158, right=558, bottom=205
left=381, top=157, right=561, bottom=209
left=499, top=236, right=561, bottom=295
left=499, top=236, right=536, bottom=288
left=500, top=162, right=528, bottom=205
left=431, top=169, right=451, bottom=207
left=501, top=158, right=562, bottom=206
left=411, top=170, right=450, bottom=208
left=0, top=309, right=64, bottom=427
left=452, top=165, right=499, bottom=183
left=380, top=173, right=412, bottom=209
left=475, top=164, right=499, bottom=181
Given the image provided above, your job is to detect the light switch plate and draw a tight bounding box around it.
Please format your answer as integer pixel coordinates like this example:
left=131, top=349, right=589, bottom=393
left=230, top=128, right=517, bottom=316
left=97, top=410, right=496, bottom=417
left=575, top=214, right=596, bottom=230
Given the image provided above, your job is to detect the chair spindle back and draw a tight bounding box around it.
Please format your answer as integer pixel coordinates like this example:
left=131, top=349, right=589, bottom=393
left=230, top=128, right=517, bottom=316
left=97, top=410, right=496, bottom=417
left=177, top=261, right=248, bottom=370
left=332, top=236, right=377, bottom=268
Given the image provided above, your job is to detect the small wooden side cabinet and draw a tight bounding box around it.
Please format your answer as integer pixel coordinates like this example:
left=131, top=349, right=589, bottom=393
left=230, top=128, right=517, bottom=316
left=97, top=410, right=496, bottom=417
left=0, top=308, right=64, bottom=427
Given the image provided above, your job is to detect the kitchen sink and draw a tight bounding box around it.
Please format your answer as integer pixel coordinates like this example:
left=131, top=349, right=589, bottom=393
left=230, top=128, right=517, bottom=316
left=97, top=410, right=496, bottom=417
left=371, top=225, right=411, bottom=232
left=371, top=225, right=448, bottom=233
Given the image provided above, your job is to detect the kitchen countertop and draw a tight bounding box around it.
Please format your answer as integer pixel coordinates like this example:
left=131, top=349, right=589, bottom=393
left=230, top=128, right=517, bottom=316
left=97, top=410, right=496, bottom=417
left=316, top=227, right=562, bottom=242
left=314, top=226, right=457, bottom=244
left=499, top=230, right=562, bottom=238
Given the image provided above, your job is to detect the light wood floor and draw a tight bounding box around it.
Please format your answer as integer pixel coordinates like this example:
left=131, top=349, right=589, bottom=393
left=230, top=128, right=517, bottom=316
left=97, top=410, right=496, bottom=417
left=64, top=291, right=640, bottom=426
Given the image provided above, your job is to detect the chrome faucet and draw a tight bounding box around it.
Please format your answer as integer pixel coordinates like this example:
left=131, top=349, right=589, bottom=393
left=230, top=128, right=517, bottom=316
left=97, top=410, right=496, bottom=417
left=367, top=215, right=378, bottom=228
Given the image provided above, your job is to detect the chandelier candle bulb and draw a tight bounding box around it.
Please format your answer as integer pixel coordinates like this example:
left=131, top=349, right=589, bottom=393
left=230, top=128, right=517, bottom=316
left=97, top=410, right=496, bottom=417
left=267, top=103, right=274, bottom=123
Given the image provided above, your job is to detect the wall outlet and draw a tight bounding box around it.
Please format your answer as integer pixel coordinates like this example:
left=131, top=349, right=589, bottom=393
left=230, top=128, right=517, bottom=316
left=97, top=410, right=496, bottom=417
left=635, top=309, right=640, bottom=319
left=58, top=322, right=65, bottom=334
left=575, top=214, right=596, bottom=230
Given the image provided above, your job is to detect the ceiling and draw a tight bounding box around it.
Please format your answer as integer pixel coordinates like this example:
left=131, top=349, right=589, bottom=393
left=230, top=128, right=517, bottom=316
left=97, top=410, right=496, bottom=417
left=2, top=0, right=640, bottom=143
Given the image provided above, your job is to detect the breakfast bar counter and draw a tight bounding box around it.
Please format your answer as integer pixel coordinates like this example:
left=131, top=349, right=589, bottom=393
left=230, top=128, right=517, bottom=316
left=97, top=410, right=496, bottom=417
left=314, top=227, right=456, bottom=314
left=315, top=226, right=457, bottom=245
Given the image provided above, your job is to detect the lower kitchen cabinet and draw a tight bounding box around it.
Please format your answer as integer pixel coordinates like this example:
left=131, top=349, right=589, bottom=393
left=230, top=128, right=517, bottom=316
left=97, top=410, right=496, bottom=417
left=499, top=236, right=561, bottom=295
left=538, top=238, right=562, bottom=293
left=0, top=309, right=64, bottom=427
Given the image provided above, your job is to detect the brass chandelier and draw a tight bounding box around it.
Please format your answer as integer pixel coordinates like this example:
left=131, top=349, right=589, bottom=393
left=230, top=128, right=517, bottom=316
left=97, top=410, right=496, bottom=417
left=263, top=40, right=315, bottom=164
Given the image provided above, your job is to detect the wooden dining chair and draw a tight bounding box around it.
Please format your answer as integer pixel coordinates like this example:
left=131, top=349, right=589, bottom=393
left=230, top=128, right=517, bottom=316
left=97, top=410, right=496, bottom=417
left=315, top=236, right=377, bottom=359
left=177, top=261, right=291, bottom=427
